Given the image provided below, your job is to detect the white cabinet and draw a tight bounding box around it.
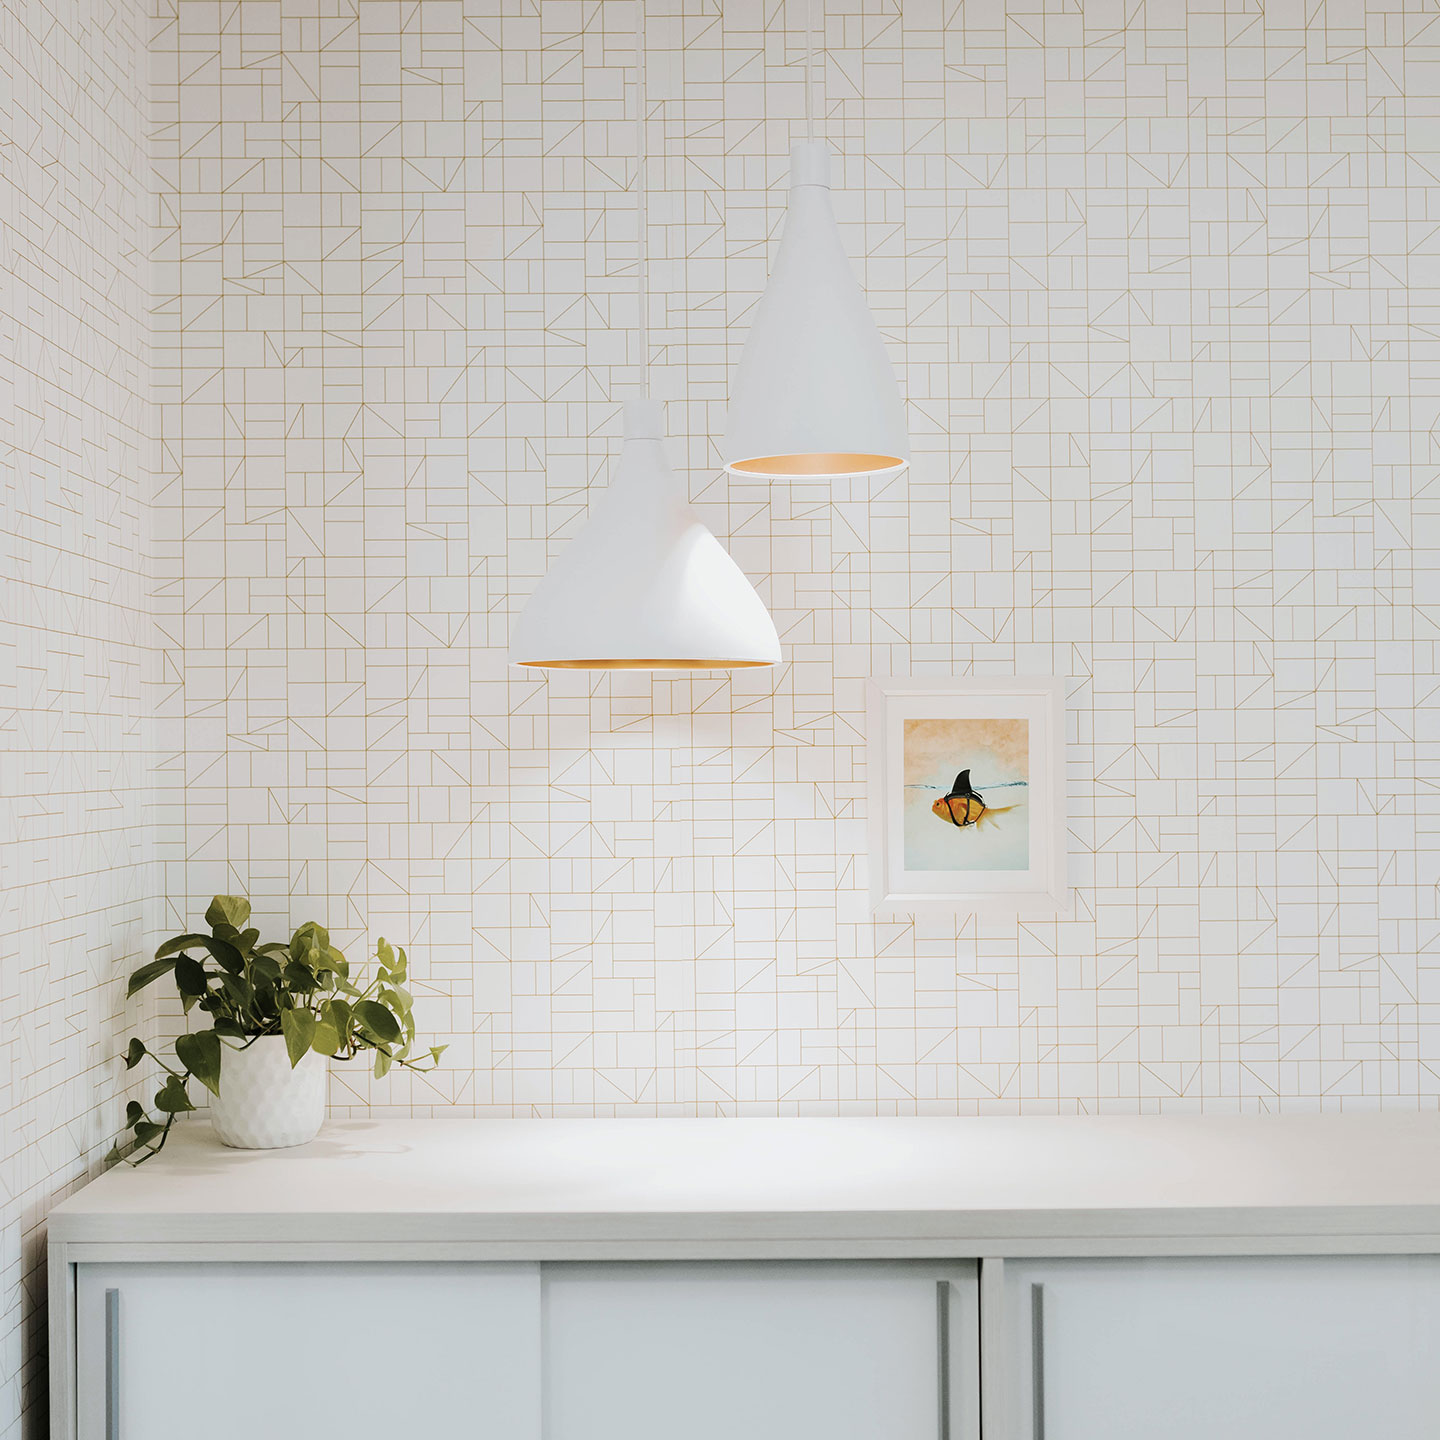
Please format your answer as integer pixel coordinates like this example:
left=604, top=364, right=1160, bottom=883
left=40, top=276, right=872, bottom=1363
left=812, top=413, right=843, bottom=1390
left=1004, top=1257, right=1440, bottom=1440
left=50, top=1118, right=1440, bottom=1440
left=544, top=1261, right=979, bottom=1440
left=75, top=1262, right=542, bottom=1440
left=70, top=1252, right=1440, bottom=1440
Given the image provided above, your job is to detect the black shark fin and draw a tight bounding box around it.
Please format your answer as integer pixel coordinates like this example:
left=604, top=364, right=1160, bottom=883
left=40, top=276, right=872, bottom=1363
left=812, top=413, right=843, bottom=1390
left=947, top=769, right=978, bottom=799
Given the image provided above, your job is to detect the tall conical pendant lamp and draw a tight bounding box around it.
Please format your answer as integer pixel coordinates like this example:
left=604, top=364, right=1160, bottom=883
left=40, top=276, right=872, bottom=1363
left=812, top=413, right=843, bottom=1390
left=508, top=3, right=780, bottom=672
left=721, top=1, right=908, bottom=479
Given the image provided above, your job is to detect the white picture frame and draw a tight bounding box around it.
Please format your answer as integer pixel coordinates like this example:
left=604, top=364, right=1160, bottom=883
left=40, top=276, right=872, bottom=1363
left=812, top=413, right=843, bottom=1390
left=866, top=676, right=1069, bottom=917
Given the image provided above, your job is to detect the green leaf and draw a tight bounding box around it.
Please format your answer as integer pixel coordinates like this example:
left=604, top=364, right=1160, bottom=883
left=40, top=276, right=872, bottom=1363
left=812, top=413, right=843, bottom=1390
left=291, top=921, right=329, bottom=954
left=428, top=1045, right=448, bottom=1065
left=373, top=1049, right=393, bottom=1079
left=154, top=934, right=210, bottom=961
left=175, top=1030, right=223, bottom=1097
left=311, top=1020, right=340, bottom=1057
left=105, top=1145, right=124, bottom=1166
left=174, top=955, right=210, bottom=998
left=212, top=1017, right=248, bottom=1038
left=197, top=935, right=243, bottom=972
left=125, top=1099, right=145, bottom=1124
left=205, top=895, right=252, bottom=930
left=133, top=1119, right=165, bottom=1144
left=250, top=954, right=282, bottom=984
left=381, top=984, right=414, bottom=1013
left=354, top=1000, right=402, bottom=1045
left=175, top=956, right=209, bottom=1014
left=283, top=961, right=320, bottom=994
left=153, top=1075, right=195, bottom=1114
left=320, top=997, right=352, bottom=1035
left=280, top=1009, right=316, bottom=1068
left=217, top=972, right=253, bottom=1008
left=127, top=956, right=178, bottom=997
left=122, top=1037, right=146, bottom=1069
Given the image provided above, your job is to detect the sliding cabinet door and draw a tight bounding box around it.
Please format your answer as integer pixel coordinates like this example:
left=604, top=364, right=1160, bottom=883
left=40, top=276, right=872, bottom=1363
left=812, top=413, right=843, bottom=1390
left=543, top=1261, right=978, bottom=1440
left=1006, top=1256, right=1440, bottom=1440
left=75, top=1262, right=541, bottom=1440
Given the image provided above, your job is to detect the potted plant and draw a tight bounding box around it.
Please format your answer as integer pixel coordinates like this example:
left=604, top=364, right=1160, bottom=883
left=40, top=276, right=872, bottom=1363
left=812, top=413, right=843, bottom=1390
left=109, top=895, right=445, bottom=1163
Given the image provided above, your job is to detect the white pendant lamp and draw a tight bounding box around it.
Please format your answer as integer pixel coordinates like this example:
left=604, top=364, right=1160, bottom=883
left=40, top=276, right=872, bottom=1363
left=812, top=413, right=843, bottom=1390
left=509, top=398, right=780, bottom=669
left=508, top=3, right=780, bottom=672
left=721, top=2, right=909, bottom=479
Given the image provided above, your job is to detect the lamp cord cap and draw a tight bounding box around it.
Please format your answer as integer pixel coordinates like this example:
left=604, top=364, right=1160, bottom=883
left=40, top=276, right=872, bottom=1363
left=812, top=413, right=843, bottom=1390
left=789, top=139, right=831, bottom=189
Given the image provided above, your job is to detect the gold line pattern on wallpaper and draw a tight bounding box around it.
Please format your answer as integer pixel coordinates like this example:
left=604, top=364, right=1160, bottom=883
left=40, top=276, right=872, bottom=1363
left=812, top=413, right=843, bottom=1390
left=147, top=0, right=1436, bottom=1123
left=2, top=0, right=154, bottom=1430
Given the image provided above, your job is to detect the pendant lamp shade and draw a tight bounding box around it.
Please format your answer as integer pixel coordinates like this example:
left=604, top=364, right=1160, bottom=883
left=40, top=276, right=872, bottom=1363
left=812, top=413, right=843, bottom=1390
left=509, top=400, right=782, bottom=670
left=722, top=141, right=908, bottom=479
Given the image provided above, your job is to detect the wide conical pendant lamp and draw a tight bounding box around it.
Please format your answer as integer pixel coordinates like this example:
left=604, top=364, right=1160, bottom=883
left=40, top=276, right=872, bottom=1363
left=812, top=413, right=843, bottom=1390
left=509, top=400, right=780, bottom=669
left=721, top=4, right=908, bottom=478
left=508, top=1, right=780, bottom=672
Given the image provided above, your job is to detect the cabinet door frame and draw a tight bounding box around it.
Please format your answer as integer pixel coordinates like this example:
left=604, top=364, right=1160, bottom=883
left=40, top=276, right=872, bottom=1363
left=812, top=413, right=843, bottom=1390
left=71, top=1258, right=543, bottom=1440
left=542, top=1259, right=981, bottom=1440
left=994, top=1254, right=1440, bottom=1440
left=50, top=1240, right=79, bottom=1440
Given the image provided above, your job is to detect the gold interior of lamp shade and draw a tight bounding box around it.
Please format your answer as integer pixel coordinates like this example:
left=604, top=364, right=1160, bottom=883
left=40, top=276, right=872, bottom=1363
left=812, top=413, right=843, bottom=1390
left=516, top=658, right=776, bottom=670
left=728, top=452, right=906, bottom=476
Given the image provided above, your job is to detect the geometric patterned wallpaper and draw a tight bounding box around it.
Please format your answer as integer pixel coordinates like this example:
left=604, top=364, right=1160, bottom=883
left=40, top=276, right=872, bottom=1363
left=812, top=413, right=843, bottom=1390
left=148, top=0, right=1438, bottom=1130
left=0, top=0, right=152, bottom=1431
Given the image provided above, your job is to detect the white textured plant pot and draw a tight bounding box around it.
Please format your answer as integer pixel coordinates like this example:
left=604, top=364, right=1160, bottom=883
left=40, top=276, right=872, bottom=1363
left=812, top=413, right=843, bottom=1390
left=210, top=1035, right=326, bottom=1150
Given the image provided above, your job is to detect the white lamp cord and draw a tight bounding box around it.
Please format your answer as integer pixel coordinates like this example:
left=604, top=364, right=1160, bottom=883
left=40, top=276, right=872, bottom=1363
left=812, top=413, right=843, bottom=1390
left=804, top=0, right=817, bottom=141
left=635, top=0, right=649, bottom=398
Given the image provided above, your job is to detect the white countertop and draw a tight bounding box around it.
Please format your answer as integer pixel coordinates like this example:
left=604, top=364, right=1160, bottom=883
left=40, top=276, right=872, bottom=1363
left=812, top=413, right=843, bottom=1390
left=47, top=1114, right=1440, bottom=1259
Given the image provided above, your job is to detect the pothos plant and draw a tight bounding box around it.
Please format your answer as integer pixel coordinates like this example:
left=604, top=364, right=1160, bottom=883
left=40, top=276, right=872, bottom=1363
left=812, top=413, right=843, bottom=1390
left=109, top=895, right=445, bottom=1165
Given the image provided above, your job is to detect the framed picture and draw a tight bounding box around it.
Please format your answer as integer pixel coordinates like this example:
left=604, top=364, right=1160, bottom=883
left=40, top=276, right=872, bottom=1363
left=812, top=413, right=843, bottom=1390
left=866, top=676, right=1068, bottom=916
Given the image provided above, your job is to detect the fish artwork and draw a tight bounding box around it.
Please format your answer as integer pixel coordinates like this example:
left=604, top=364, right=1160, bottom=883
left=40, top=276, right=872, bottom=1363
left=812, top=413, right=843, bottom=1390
left=930, top=769, right=1023, bottom=829
left=902, top=716, right=1032, bottom=871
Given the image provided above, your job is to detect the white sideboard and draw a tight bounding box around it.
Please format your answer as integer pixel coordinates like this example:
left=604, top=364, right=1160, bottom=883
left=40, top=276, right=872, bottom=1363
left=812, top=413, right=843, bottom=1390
left=47, top=1114, right=1440, bottom=1440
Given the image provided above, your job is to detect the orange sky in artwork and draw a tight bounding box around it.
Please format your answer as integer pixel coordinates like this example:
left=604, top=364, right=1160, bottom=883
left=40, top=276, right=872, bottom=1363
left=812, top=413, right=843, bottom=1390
left=903, top=717, right=1029, bottom=788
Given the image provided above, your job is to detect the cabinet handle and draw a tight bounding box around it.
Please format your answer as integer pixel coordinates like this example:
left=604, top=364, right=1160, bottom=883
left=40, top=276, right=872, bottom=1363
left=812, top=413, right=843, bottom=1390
left=1031, top=1282, right=1045, bottom=1440
left=105, top=1288, right=120, bottom=1440
left=936, top=1279, right=951, bottom=1440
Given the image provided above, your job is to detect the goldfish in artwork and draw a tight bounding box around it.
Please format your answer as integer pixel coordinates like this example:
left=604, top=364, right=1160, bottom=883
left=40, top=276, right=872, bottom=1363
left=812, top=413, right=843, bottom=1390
left=930, top=769, right=1023, bottom=829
